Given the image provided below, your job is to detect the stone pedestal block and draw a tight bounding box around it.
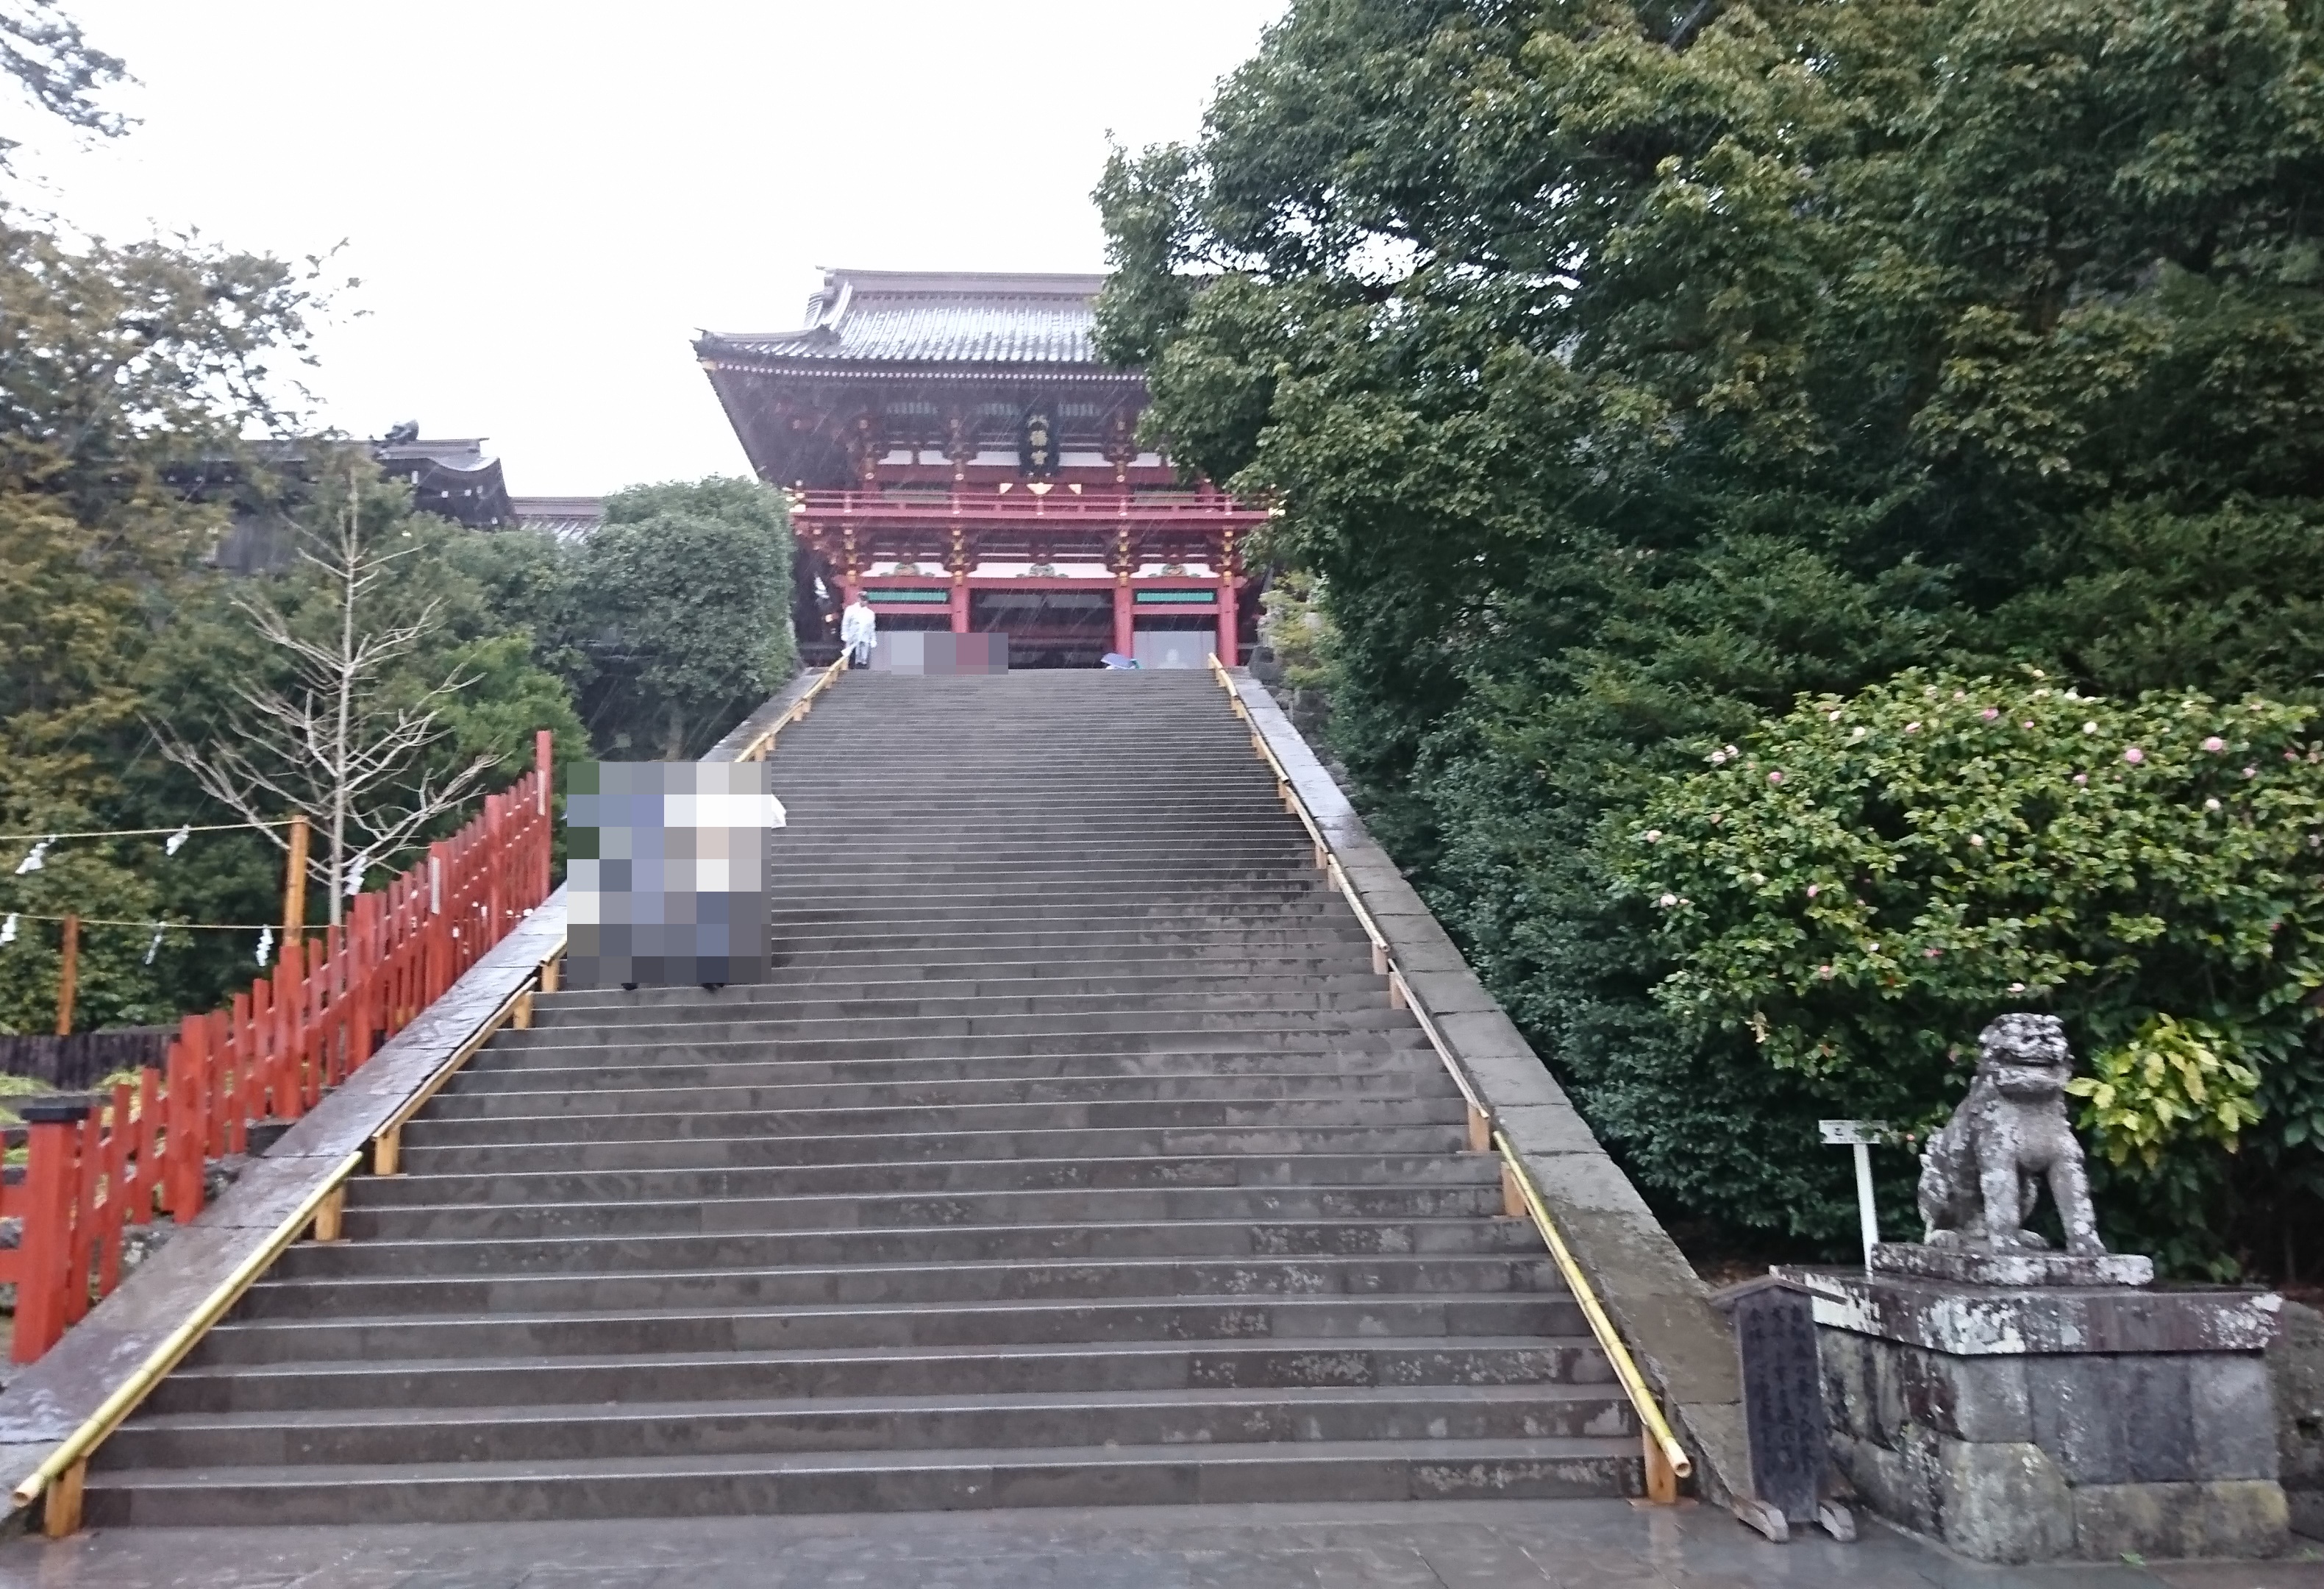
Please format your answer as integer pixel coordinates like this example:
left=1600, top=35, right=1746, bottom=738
left=1779, top=1266, right=2286, bottom=1563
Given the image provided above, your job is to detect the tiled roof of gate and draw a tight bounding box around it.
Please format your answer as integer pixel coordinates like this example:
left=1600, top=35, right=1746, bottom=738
left=699, top=269, right=1109, bottom=367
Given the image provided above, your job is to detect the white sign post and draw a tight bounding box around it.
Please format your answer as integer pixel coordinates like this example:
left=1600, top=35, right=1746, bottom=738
left=1819, top=1120, right=1890, bottom=1270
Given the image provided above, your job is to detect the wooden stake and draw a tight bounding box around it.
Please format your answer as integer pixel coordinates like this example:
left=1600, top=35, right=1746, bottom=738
left=1467, top=1103, right=1492, bottom=1154
left=42, top=1458, right=83, bottom=1538
left=312, top=1184, right=345, bottom=1243
left=282, top=814, right=310, bottom=946
left=1643, top=1430, right=1681, bottom=1505
left=53, top=914, right=77, bottom=1037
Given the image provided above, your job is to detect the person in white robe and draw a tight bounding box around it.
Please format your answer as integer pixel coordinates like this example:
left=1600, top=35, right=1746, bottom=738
left=840, top=594, right=877, bottom=667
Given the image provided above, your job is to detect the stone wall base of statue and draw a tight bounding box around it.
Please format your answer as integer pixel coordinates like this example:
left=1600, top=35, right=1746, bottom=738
left=1775, top=1014, right=2287, bottom=1563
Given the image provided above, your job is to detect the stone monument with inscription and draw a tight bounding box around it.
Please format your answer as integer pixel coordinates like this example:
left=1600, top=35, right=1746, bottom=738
left=1778, top=1014, right=2287, bottom=1563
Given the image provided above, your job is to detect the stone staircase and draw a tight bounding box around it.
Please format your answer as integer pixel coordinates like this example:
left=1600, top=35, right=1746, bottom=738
left=82, top=670, right=1640, bottom=1525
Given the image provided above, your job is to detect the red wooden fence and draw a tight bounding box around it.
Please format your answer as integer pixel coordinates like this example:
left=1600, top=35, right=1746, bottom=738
left=2, top=731, right=556, bottom=1363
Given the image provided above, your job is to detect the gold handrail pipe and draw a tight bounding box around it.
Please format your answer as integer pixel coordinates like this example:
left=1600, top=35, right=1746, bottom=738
left=372, top=944, right=566, bottom=1176
left=735, top=651, right=852, bottom=764
left=1206, top=653, right=1692, bottom=1500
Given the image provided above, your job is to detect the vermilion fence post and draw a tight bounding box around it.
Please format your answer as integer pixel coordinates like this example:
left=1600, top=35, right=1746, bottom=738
left=95, top=1083, right=130, bottom=1296
left=168, top=1017, right=205, bottom=1223
left=62, top=1109, right=100, bottom=1329
left=228, top=993, right=254, bottom=1155
left=14, top=1098, right=90, bottom=1362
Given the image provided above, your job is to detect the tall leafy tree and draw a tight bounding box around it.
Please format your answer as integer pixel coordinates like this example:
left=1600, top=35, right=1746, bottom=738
left=561, top=477, right=797, bottom=760
left=1102, top=0, right=2324, bottom=1268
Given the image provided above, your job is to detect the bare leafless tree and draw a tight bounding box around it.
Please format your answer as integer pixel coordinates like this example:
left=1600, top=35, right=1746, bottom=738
left=152, top=472, right=497, bottom=925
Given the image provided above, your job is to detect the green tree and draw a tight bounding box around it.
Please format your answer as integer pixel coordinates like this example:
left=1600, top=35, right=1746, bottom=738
left=149, top=457, right=585, bottom=917
left=1100, top=0, right=2324, bottom=1263
left=563, top=477, right=796, bottom=759
left=1608, top=671, right=2324, bottom=1267
left=0, top=211, right=336, bottom=1029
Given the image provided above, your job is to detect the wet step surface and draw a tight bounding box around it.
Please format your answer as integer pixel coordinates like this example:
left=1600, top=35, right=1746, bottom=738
left=88, top=669, right=1634, bottom=1526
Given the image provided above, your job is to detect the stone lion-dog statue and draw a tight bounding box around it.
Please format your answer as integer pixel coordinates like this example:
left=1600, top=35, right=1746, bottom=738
left=1917, top=1012, right=2106, bottom=1255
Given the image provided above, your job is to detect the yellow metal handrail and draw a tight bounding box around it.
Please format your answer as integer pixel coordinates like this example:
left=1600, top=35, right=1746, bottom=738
left=372, top=943, right=566, bottom=1176
left=1206, top=653, right=1692, bottom=1496
left=734, top=651, right=851, bottom=764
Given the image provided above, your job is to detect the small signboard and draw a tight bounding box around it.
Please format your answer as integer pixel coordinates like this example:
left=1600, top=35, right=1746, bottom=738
left=1818, top=1119, right=1889, bottom=1145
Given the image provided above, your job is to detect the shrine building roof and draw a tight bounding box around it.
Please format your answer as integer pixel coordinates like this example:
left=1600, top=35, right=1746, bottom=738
left=698, top=269, right=1109, bottom=369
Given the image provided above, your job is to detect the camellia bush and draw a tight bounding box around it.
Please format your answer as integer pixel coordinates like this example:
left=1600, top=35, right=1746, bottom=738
left=1608, top=671, right=2324, bottom=1267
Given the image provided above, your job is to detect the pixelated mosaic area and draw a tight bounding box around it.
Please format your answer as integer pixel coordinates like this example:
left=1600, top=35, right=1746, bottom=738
left=566, top=761, right=785, bottom=989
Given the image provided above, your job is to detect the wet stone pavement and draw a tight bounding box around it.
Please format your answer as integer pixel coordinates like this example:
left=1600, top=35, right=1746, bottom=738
left=4, top=1501, right=2323, bottom=1589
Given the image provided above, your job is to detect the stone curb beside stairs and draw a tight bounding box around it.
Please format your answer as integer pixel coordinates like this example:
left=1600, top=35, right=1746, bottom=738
left=1229, top=670, right=1756, bottom=1514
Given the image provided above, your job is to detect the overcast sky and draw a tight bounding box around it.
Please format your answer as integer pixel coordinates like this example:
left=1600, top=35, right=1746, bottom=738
left=9, top=2, right=1283, bottom=496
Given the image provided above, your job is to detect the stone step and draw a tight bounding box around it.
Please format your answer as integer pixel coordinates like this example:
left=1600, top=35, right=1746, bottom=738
left=338, top=1182, right=1511, bottom=1240
left=148, top=1336, right=1610, bottom=1415
left=271, top=1216, right=1544, bottom=1278
left=396, top=1095, right=1468, bottom=1150
left=521, top=984, right=1401, bottom=1031
left=233, top=1253, right=1565, bottom=1319
left=346, top=1151, right=1503, bottom=1207
left=421, top=1071, right=1456, bottom=1121
left=188, top=1293, right=1592, bottom=1366
left=81, top=1437, right=1641, bottom=1527
left=454, top=1048, right=1440, bottom=1089
left=460, top=1030, right=1435, bottom=1073
left=446, top=1053, right=1443, bottom=1096
left=99, top=1382, right=1633, bottom=1472
left=392, top=1122, right=1476, bottom=1175
left=534, top=970, right=1391, bottom=1014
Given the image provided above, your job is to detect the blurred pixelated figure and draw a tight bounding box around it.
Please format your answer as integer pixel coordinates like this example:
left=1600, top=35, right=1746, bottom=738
left=866, top=632, right=1008, bottom=674
left=566, top=761, right=785, bottom=989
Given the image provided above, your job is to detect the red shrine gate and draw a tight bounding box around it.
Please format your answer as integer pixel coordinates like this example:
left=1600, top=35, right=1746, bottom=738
left=696, top=269, right=1268, bottom=667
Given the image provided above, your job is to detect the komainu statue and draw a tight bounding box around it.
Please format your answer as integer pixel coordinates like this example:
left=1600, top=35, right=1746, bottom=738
left=1917, top=1013, right=2105, bottom=1256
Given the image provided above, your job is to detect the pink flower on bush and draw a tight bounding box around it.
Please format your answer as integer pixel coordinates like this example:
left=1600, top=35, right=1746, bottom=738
left=1925, top=948, right=1942, bottom=959
left=2203, top=736, right=2226, bottom=753
left=2074, top=773, right=2089, bottom=785
left=1768, top=771, right=1783, bottom=785
left=2205, top=798, right=2222, bottom=812
left=1806, top=884, right=1820, bottom=898
left=2022, top=720, right=2034, bottom=730
left=2245, top=767, right=2259, bottom=779
left=1905, top=722, right=1920, bottom=733
left=1658, top=893, right=1678, bottom=908
left=1817, top=964, right=1834, bottom=978
left=1981, top=708, right=1998, bottom=721
left=1968, top=834, right=1984, bottom=847
left=2008, top=982, right=2027, bottom=995
left=2123, top=747, right=2145, bottom=764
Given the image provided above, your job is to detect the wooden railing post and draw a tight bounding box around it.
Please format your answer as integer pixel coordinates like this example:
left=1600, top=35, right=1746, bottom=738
left=14, top=1098, right=91, bottom=1362
left=167, top=1017, right=207, bottom=1224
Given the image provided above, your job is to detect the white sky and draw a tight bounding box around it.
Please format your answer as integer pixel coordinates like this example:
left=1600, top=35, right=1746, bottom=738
left=7, top=1, right=1282, bottom=495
